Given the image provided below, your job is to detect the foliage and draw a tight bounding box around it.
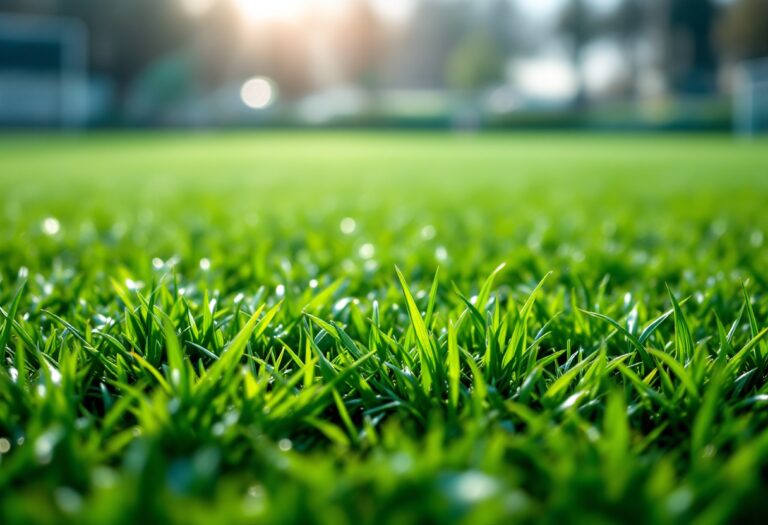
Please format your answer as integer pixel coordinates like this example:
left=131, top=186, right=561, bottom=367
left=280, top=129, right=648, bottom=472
left=447, top=32, right=504, bottom=92
left=718, top=0, right=768, bottom=60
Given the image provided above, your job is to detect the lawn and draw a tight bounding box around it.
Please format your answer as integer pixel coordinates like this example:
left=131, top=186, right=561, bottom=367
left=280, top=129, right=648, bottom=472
left=1, top=132, right=768, bottom=524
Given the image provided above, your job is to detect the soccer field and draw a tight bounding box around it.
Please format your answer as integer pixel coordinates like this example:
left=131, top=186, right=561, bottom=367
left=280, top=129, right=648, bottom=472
left=1, top=132, right=768, bottom=524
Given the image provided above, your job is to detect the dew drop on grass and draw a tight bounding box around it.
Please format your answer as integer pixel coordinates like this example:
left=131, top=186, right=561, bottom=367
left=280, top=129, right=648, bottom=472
left=48, top=365, right=62, bottom=385
left=340, top=217, right=356, bottom=235
left=0, top=438, right=10, bottom=454
left=171, top=369, right=182, bottom=388
left=359, top=243, right=375, bottom=259
left=275, top=284, right=285, bottom=298
left=560, top=391, right=587, bottom=411
left=34, top=430, right=59, bottom=464
left=421, top=225, right=436, bottom=240
left=111, top=222, right=127, bottom=238
left=278, top=439, right=292, bottom=452
left=435, top=246, right=448, bottom=261
left=623, top=292, right=632, bottom=307
left=224, top=410, right=239, bottom=426
left=54, top=487, right=83, bottom=514
left=42, top=217, right=60, bottom=236
left=92, top=467, right=117, bottom=489
left=390, top=452, right=412, bottom=474
left=125, top=278, right=143, bottom=291
left=248, top=485, right=265, bottom=498
left=152, top=257, right=164, bottom=269
left=666, top=487, right=693, bottom=515
left=333, top=297, right=352, bottom=312
left=443, top=471, right=499, bottom=504
left=309, top=279, right=318, bottom=289
left=199, top=258, right=211, bottom=271
left=244, top=485, right=266, bottom=516
left=526, top=233, right=542, bottom=250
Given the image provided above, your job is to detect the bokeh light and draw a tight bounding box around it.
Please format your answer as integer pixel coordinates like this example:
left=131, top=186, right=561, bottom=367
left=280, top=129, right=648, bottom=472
left=240, top=77, right=275, bottom=109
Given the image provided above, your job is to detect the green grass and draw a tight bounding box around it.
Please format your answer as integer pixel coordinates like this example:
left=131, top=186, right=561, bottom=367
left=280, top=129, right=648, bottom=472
left=1, top=132, right=768, bottom=524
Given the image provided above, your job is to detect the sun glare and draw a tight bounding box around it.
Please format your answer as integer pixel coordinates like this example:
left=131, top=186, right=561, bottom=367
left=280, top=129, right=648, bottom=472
left=232, top=0, right=405, bottom=23
left=180, top=0, right=215, bottom=17
left=370, top=0, right=416, bottom=23
left=234, top=0, right=309, bottom=22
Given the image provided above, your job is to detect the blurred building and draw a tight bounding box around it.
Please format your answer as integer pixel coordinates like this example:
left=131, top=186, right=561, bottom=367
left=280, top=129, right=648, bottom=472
left=0, top=13, right=90, bottom=126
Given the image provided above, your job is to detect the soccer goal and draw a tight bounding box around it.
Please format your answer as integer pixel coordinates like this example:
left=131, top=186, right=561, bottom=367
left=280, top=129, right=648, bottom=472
left=0, top=13, right=87, bottom=127
left=734, top=57, right=768, bottom=136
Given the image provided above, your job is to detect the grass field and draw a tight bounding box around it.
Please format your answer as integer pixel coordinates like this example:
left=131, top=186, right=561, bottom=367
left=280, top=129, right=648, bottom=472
left=1, top=132, right=768, bottom=524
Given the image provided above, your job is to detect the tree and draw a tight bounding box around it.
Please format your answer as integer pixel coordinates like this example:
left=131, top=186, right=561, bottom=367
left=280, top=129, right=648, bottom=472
left=602, top=0, right=653, bottom=99
left=718, top=0, right=768, bottom=61
left=387, top=0, right=469, bottom=89
left=664, top=0, right=720, bottom=94
left=559, top=0, right=596, bottom=106
left=56, top=0, right=195, bottom=105
left=487, top=0, right=526, bottom=55
left=333, top=0, right=386, bottom=90
left=446, top=31, right=504, bottom=92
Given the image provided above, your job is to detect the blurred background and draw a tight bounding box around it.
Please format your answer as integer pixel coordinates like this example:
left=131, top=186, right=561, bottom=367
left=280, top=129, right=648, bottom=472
left=0, top=0, right=766, bottom=133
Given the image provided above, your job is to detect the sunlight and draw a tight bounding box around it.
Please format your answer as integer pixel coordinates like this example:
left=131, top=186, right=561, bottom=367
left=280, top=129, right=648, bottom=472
left=232, top=0, right=411, bottom=24
left=369, top=0, right=416, bottom=23
left=234, top=0, right=310, bottom=22
left=180, top=0, right=215, bottom=17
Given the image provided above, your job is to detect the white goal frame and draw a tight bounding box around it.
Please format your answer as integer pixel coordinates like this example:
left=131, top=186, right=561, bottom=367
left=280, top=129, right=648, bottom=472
left=734, top=57, right=768, bottom=136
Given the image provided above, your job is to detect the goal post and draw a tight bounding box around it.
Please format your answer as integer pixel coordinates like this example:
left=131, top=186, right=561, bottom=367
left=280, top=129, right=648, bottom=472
left=734, top=57, right=768, bottom=136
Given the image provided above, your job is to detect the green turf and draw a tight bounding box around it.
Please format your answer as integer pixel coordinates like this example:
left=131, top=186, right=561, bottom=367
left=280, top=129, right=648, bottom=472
left=1, top=132, right=768, bottom=524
